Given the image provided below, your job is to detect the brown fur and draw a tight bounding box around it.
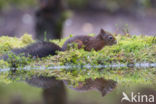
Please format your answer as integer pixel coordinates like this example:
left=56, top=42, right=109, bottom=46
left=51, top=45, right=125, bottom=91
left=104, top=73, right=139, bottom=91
left=62, top=29, right=117, bottom=51
left=74, top=40, right=84, bottom=49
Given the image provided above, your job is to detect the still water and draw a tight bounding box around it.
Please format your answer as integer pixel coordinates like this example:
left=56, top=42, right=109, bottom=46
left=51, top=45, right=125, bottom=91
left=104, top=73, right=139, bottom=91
left=0, top=63, right=156, bottom=104
left=0, top=63, right=156, bottom=72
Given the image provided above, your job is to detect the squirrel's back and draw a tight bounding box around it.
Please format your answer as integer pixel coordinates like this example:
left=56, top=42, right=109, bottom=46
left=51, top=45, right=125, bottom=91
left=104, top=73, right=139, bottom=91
left=62, top=35, right=92, bottom=51
left=62, top=29, right=117, bottom=51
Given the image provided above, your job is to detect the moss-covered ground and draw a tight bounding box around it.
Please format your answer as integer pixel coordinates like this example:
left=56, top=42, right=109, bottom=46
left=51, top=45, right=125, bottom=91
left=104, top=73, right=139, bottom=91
left=0, top=33, right=155, bottom=86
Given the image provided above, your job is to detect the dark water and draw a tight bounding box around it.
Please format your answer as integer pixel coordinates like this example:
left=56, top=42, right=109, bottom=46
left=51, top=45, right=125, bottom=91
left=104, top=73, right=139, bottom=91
left=0, top=63, right=156, bottom=104
left=0, top=75, right=155, bottom=104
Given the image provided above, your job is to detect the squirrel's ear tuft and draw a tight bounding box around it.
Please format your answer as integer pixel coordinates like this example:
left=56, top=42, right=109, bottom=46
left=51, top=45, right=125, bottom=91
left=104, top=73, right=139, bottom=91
left=100, top=28, right=106, bottom=34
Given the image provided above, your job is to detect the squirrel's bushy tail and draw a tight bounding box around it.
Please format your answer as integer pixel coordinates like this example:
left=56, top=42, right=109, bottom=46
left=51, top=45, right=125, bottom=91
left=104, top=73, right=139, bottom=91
left=0, top=41, right=63, bottom=70
left=1, top=41, right=62, bottom=60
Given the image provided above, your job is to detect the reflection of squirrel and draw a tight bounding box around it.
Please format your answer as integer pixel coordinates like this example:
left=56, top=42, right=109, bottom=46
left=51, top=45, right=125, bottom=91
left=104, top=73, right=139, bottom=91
left=27, top=76, right=117, bottom=97
left=62, top=29, right=117, bottom=51
left=64, top=78, right=117, bottom=96
left=26, top=76, right=67, bottom=104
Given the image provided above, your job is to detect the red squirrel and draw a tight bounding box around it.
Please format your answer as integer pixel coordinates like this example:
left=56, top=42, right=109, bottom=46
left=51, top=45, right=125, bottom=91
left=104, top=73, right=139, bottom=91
left=1, top=29, right=117, bottom=61
left=62, top=29, right=117, bottom=51
left=64, top=78, right=117, bottom=96
left=0, top=29, right=117, bottom=70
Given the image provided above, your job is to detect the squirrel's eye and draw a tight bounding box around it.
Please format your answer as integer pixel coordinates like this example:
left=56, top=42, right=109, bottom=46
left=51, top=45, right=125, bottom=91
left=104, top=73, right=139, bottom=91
left=109, top=36, right=113, bottom=40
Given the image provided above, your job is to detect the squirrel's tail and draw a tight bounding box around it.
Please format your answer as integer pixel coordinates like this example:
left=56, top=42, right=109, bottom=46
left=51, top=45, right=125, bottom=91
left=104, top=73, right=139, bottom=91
left=0, top=41, right=63, bottom=61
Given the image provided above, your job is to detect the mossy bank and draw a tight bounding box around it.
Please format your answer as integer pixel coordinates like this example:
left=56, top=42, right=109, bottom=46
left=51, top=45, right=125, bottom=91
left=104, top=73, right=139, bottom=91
left=0, top=33, right=155, bottom=86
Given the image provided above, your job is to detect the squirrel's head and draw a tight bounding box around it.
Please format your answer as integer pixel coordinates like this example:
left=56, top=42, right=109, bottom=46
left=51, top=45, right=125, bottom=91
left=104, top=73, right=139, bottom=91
left=98, top=29, right=117, bottom=45
left=100, top=80, right=117, bottom=96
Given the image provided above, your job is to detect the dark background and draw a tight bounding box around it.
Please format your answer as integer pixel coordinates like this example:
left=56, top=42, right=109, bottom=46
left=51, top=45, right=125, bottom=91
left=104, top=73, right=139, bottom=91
left=0, top=0, right=156, bottom=39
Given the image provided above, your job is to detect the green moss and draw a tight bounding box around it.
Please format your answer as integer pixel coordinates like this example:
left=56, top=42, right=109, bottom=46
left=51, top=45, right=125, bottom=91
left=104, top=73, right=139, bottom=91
left=0, top=34, right=155, bottom=85
left=20, top=33, right=34, bottom=44
left=0, top=60, right=9, bottom=68
left=0, top=34, right=34, bottom=55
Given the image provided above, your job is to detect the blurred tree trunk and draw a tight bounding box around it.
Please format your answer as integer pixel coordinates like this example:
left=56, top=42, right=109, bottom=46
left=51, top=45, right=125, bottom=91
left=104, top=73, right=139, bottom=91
left=35, top=0, right=67, bottom=40
left=150, top=0, right=156, bottom=7
left=42, top=80, right=67, bottom=104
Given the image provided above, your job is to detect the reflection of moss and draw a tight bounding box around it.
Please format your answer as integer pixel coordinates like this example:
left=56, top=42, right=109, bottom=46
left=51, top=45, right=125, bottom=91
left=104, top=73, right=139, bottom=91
left=0, top=34, right=155, bottom=85
left=0, top=81, right=42, bottom=102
